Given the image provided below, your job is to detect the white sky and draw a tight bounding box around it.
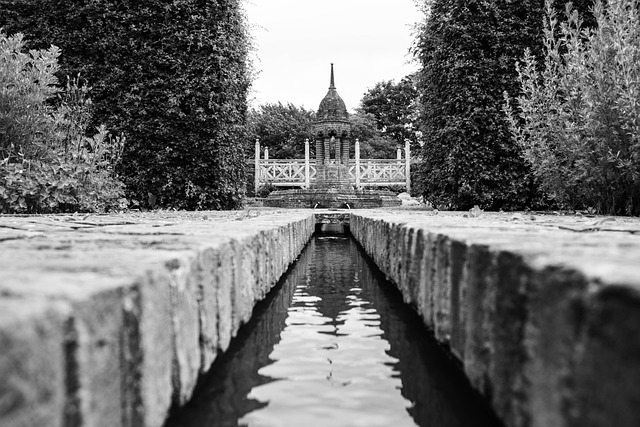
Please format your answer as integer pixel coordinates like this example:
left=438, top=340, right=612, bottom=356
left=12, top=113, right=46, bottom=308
left=243, top=0, right=421, bottom=112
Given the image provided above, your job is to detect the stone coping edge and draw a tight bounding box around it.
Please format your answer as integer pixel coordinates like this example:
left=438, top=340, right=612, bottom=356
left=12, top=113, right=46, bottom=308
left=350, top=212, right=640, bottom=427
left=0, top=212, right=315, bottom=427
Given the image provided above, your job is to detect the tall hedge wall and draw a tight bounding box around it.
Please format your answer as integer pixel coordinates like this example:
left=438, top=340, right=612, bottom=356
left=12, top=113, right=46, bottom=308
left=415, top=0, right=546, bottom=210
left=0, top=0, right=250, bottom=209
left=414, top=0, right=596, bottom=210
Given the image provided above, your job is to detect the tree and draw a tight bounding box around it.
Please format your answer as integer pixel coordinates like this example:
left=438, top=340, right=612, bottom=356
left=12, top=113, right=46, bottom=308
left=349, top=110, right=398, bottom=159
left=359, top=74, right=420, bottom=152
left=506, top=0, right=640, bottom=215
left=414, top=0, right=545, bottom=210
left=247, top=103, right=314, bottom=159
left=0, top=0, right=251, bottom=210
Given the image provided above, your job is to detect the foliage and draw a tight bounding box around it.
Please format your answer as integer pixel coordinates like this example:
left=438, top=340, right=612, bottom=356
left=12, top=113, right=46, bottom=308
left=247, top=103, right=315, bottom=159
left=256, top=182, right=276, bottom=198
left=553, top=0, right=596, bottom=28
left=359, top=74, right=421, bottom=152
left=414, top=0, right=545, bottom=210
left=0, top=129, right=127, bottom=214
left=0, top=32, right=59, bottom=161
left=350, top=110, right=398, bottom=159
left=0, top=30, right=126, bottom=213
left=0, top=0, right=251, bottom=210
left=505, top=0, right=640, bottom=215
left=246, top=88, right=415, bottom=161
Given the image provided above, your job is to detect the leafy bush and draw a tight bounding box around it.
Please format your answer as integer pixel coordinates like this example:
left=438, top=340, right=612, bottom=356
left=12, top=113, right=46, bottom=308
left=0, top=0, right=251, bottom=210
left=256, top=182, right=276, bottom=198
left=505, top=0, right=640, bottom=215
left=0, top=32, right=59, bottom=161
left=0, top=30, right=126, bottom=213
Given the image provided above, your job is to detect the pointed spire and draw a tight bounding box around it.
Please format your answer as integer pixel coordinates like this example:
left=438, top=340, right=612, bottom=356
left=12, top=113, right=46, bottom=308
left=329, top=63, right=335, bottom=89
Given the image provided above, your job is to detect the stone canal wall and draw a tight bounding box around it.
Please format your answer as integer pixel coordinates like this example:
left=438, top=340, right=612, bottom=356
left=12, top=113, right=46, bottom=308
left=0, top=211, right=315, bottom=427
left=350, top=211, right=640, bottom=427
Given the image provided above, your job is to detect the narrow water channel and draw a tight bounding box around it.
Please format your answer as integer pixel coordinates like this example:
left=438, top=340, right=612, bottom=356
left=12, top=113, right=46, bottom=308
left=165, top=232, right=502, bottom=427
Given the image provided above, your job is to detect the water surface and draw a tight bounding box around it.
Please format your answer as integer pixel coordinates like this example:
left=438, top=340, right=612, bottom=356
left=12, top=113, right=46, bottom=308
left=166, top=234, right=502, bottom=427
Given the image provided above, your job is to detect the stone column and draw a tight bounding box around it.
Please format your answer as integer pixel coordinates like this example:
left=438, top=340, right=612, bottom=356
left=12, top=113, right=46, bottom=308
left=341, top=137, right=350, bottom=165
left=405, top=139, right=411, bottom=194
left=254, top=138, right=260, bottom=195
left=264, top=147, right=269, bottom=160
left=324, top=137, right=331, bottom=164
left=315, top=137, right=324, bottom=165
left=355, top=139, right=361, bottom=189
left=304, top=139, right=310, bottom=189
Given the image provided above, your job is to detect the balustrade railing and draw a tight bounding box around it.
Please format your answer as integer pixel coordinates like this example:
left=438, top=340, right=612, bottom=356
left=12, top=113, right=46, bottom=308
left=253, top=139, right=411, bottom=193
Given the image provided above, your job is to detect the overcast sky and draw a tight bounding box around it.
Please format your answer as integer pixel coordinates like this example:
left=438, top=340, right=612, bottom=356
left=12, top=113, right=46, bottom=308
left=243, top=0, right=422, bottom=112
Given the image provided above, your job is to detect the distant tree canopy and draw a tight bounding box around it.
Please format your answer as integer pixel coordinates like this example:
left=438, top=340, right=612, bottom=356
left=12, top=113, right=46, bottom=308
left=247, top=103, right=315, bottom=159
left=350, top=110, right=398, bottom=159
left=359, top=74, right=420, bottom=152
left=0, top=0, right=251, bottom=210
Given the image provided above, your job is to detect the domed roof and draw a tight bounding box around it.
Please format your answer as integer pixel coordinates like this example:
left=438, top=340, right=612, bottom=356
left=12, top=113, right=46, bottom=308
left=316, top=64, right=349, bottom=122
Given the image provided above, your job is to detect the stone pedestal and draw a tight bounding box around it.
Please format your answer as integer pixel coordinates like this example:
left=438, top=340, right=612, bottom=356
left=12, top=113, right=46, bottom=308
left=314, top=164, right=351, bottom=190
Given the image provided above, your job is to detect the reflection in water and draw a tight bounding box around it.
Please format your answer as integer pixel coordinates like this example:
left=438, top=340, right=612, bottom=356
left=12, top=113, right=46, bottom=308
left=165, top=235, right=502, bottom=427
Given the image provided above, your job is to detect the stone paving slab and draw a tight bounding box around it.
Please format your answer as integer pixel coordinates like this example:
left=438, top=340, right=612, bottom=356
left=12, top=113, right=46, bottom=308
left=3, top=208, right=640, bottom=427
left=0, top=210, right=315, bottom=427
left=350, top=210, right=640, bottom=427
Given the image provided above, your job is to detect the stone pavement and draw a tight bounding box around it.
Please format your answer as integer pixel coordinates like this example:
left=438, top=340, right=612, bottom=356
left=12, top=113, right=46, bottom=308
left=0, top=210, right=314, bottom=427
left=350, top=210, right=640, bottom=427
left=1, top=208, right=640, bottom=427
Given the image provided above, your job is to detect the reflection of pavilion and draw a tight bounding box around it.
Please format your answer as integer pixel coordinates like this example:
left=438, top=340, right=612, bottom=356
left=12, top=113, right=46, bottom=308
left=307, top=237, right=360, bottom=327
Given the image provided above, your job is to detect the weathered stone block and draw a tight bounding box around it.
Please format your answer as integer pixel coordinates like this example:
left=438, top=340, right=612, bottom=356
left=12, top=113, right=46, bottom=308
left=418, top=231, right=438, bottom=329
left=434, top=234, right=452, bottom=344
left=404, top=228, right=424, bottom=310
left=122, top=268, right=174, bottom=427
left=523, top=265, right=588, bottom=427
left=214, top=244, right=234, bottom=353
left=463, top=244, right=496, bottom=396
left=572, top=285, right=640, bottom=427
left=0, top=300, right=68, bottom=427
left=350, top=212, right=640, bottom=427
left=490, top=251, right=531, bottom=427
left=71, top=286, right=125, bottom=427
left=230, top=237, right=257, bottom=333
left=166, top=254, right=201, bottom=406
left=448, top=238, right=468, bottom=362
left=196, top=246, right=220, bottom=373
